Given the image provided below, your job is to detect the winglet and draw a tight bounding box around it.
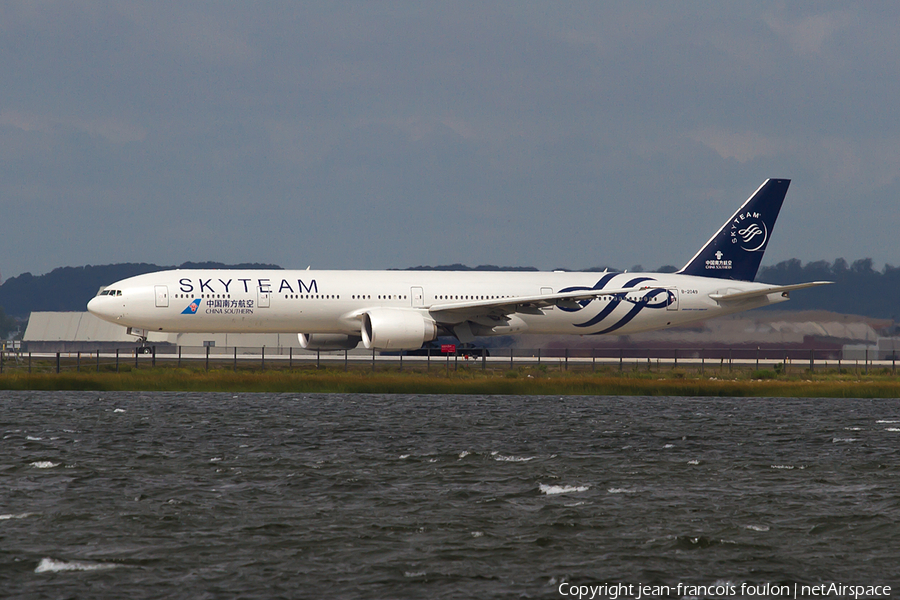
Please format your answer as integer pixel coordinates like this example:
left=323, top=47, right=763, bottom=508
left=678, top=179, right=790, bottom=282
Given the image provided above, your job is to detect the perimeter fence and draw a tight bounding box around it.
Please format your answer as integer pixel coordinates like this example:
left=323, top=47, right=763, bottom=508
left=1, top=345, right=896, bottom=377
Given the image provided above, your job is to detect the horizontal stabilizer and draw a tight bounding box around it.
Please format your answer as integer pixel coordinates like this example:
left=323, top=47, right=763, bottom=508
left=709, top=281, right=832, bottom=302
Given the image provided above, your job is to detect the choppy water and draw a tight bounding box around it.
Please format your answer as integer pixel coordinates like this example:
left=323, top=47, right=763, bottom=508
left=1, top=392, right=899, bottom=599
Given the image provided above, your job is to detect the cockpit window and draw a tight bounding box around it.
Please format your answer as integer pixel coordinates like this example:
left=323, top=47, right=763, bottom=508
left=97, top=289, right=122, bottom=296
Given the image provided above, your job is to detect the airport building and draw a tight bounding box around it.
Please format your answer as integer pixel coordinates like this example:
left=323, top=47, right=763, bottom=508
left=19, top=310, right=899, bottom=362
left=22, top=312, right=304, bottom=354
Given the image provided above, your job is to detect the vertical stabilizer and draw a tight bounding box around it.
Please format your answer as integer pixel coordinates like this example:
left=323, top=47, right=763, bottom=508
left=678, top=179, right=790, bottom=281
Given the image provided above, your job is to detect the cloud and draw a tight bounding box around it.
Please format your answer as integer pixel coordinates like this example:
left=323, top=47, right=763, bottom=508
left=0, top=111, right=146, bottom=143
left=2, top=3, right=900, bottom=277
left=763, top=10, right=853, bottom=55
left=689, top=128, right=784, bottom=164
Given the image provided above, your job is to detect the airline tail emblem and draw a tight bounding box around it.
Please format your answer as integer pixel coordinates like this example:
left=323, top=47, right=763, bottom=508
left=678, top=179, right=789, bottom=282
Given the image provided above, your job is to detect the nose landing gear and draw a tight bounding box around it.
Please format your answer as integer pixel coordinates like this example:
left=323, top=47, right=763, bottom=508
left=126, top=327, right=150, bottom=348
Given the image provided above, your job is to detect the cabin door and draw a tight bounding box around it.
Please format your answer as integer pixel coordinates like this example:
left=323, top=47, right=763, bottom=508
left=258, top=290, right=271, bottom=308
left=666, top=288, right=679, bottom=311
left=411, top=287, right=424, bottom=308
left=155, top=285, right=169, bottom=308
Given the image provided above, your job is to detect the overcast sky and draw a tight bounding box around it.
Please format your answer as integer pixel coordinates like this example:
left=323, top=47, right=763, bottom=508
left=2, top=2, right=898, bottom=279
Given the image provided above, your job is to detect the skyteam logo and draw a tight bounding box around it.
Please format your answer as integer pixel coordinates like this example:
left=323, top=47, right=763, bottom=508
left=181, top=299, right=202, bottom=315
left=731, top=211, right=768, bottom=251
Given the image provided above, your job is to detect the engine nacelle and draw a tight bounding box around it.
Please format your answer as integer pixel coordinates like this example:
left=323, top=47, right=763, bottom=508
left=298, top=333, right=362, bottom=351
left=361, top=308, right=438, bottom=350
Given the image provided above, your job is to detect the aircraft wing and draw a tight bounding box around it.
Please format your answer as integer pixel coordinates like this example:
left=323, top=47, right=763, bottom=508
left=428, top=286, right=649, bottom=319
left=708, top=281, right=833, bottom=302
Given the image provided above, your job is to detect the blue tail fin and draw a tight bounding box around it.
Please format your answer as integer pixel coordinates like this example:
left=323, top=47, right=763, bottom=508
left=678, top=178, right=790, bottom=281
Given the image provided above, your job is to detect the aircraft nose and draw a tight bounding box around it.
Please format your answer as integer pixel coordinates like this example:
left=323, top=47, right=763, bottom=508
left=87, top=295, right=120, bottom=322
left=87, top=296, right=105, bottom=318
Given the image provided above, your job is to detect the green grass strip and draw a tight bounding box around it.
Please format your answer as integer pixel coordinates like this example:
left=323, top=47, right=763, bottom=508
left=1, top=367, right=899, bottom=397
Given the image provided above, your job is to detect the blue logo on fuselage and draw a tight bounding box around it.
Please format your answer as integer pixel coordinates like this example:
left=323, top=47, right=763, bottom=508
left=181, top=299, right=201, bottom=315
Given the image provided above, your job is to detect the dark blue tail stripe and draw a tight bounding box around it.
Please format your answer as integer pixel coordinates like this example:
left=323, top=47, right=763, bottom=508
left=678, top=179, right=790, bottom=282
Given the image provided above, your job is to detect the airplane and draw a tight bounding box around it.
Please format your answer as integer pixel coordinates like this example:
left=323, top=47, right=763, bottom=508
left=88, top=179, right=831, bottom=351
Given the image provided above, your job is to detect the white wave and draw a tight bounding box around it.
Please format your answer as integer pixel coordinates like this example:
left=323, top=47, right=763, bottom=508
left=832, top=438, right=859, bottom=443
left=209, top=457, right=223, bottom=462
left=31, top=461, right=59, bottom=469
left=0, top=513, right=33, bottom=520
left=539, top=483, right=589, bottom=495
left=745, top=524, right=770, bottom=531
left=113, top=408, right=126, bottom=413
left=493, top=454, right=535, bottom=462
left=26, top=436, right=43, bottom=441
left=877, top=420, right=900, bottom=423
left=404, top=571, right=427, bottom=578
left=663, top=444, right=675, bottom=449
left=771, top=465, right=794, bottom=469
left=458, top=451, right=470, bottom=459
left=398, top=454, right=410, bottom=459
left=687, top=460, right=700, bottom=465
left=607, top=487, right=637, bottom=494
left=886, top=428, right=900, bottom=432
left=471, top=531, right=484, bottom=537
left=35, top=558, right=121, bottom=573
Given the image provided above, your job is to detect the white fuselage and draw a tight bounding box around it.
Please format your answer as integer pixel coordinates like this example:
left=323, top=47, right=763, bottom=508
left=86, top=179, right=829, bottom=350
left=87, top=268, right=786, bottom=338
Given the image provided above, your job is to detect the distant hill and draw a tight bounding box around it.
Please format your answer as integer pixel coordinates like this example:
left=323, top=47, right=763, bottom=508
left=0, top=262, right=281, bottom=317
left=0, top=259, right=895, bottom=322
left=756, top=258, right=900, bottom=321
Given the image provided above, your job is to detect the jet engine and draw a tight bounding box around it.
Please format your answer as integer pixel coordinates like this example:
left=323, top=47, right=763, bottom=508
left=298, top=333, right=362, bottom=351
left=361, top=308, right=438, bottom=350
